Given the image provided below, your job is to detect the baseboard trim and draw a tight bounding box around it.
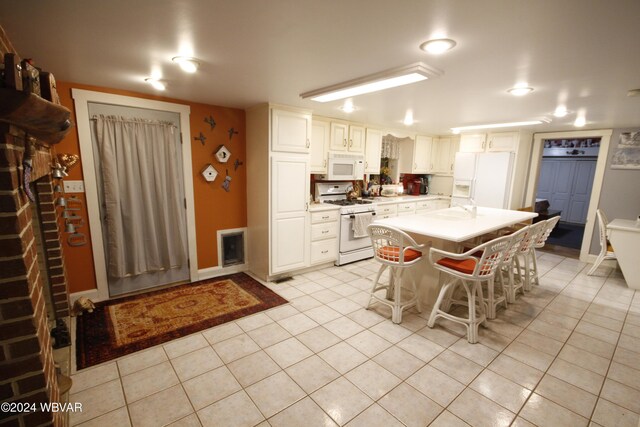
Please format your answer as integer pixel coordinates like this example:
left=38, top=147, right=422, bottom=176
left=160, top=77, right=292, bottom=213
left=198, top=264, right=248, bottom=280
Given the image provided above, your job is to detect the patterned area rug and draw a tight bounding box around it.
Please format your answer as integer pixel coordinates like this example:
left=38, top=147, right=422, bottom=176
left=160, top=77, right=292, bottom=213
left=75, top=273, right=287, bottom=369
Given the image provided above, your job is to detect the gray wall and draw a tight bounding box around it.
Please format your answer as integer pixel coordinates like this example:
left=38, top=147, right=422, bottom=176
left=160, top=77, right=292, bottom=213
left=589, top=127, right=640, bottom=254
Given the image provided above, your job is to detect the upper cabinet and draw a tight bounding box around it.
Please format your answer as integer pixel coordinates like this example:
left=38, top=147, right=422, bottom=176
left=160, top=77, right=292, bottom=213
left=459, top=132, right=518, bottom=153
left=431, top=136, right=457, bottom=175
left=398, top=135, right=432, bottom=174
left=271, top=108, right=312, bottom=153
left=310, top=119, right=330, bottom=174
left=364, top=128, right=383, bottom=174
left=329, top=120, right=364, bottom=153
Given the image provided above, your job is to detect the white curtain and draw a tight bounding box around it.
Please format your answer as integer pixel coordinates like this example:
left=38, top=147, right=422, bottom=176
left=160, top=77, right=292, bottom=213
left=94, top=115, right=187, bottom=278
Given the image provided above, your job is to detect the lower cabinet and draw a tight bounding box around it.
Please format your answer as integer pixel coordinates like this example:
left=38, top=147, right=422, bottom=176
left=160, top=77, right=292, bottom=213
left=397, top=202, right=416, bottom=216
left=376, top=203, right=398, bottom=219
left=310, top=210, right=339, bottom=265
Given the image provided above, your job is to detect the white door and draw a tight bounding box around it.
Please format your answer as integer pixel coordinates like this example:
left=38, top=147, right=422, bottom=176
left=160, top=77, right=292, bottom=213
left=549, top=160, right=576, bottom=215
left=364, top=128, right=382, bottom=174
left=453, top=152, right=477, bottom=181
left=271, top=155, right=310, bottom=274
left=474, top=152, right=514, bottom=208
left=459, top=134, right=487, bottom=152
left=271, top=109, right=311, bottom=153
left=329, top=122, right=349, bottom=151
left=310, top=120, right=329, bottom=173
left=348, top=125, right=365, bottom=153
left=566, top=160, right=597, bottom=224
left=414, top=136, right=432, bottom=172
left=88, top=102, right=189, bottom=296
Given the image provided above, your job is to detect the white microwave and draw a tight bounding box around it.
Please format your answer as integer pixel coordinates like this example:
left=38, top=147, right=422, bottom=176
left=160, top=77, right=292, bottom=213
left=325, top=153, right=365, bottom=180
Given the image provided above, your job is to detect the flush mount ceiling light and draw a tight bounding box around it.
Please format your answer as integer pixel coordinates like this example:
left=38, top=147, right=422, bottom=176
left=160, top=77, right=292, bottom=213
left=507, top=86, right=534, bottom=96
left=419, top=38, right=457, bottom=54
left=451, top=120, right=547, bottom=134
left=172, top=56, right=200, bottom=73
left=145, top=78, right=166, bottom=91
left=553, top=106, right=569, bottom=117
left=574, top=116, right=586, bottom=127
left=403, top=110, right=414, bottom=126
left=300, top=62, right=443, bottom=103
left=341, top=100, right=355, bottom=113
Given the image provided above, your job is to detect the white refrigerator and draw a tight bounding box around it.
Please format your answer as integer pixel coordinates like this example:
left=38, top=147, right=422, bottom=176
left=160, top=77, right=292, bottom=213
left=451, top=152, right=515, bottom=209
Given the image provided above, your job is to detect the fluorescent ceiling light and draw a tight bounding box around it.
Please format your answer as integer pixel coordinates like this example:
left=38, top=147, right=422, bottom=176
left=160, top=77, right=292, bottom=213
left=451, top=120, right=545, bottom=133
left=301, top=62, right=442, bottom=103
left=419, top=38, right=457, bottom=54
left=145, top=78, right=166, bottom=91
left=172, top=56, right=199, bottom=73
left=507, top=86, right=534, bottom=96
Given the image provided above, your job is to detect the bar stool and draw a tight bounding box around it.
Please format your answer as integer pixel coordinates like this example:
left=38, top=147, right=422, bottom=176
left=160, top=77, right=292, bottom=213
left=427, top=234, right=512, bottom=343
left=514, top=221, right=547, bottom=292
left=496, top=226, right=529, bottom=303
left=530, top=216, right=562, bottom=286
left=587, top=209, right=615, bottom=276
left=366, top=224, right=426, bottom=324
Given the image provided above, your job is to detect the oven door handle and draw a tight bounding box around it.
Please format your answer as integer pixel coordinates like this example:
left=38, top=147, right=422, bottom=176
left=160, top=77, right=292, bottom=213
left=349, top=213, right=376, bottom=219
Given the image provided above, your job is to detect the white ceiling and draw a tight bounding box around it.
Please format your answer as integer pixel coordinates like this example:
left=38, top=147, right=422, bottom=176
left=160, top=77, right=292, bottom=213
left=2, top=0, right=639, bottom=135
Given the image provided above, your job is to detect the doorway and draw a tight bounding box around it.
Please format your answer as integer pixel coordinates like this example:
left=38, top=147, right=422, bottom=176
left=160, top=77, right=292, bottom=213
left=73, top=89, right=198, bottom=302
left=525, top=130, right=612, bottom=262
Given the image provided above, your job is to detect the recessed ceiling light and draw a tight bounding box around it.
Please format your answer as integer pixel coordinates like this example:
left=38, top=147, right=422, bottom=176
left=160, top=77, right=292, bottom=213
left=172, top=56, right=200, bottom=73
left=419, top=38, right=457, bottom=54
left=145, top=78, right=166, bottom=91
left=574, top=116, right=586, bottom=127
left=507, top=86, right=534, bottom=96
left=341, top=100, right=355, bottom=113
left=554, top=106, right=568, bottom=117
left=403, top=110, right=414, bottom=126
left=451, top=120, right=545, bottom=133
left=300, top=62, right=442, bottom=102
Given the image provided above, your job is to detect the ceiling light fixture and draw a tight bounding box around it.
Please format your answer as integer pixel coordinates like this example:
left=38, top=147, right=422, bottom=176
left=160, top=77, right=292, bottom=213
left=419, top=38, right=457, bottom=54
left=300, top=62, right=443, bottom=103
left=145, top=78, right=166, bottom=91
left=172, top=56, right=200, bottom=73
left=553, top=106, right=568, bottom=117
left=451, top=120, right=546, bottom=134
left=403, top=110, right=414, bottom=126
left=574, top=116, right=586, bottom=127
left=341, top=100, right=355, bottom=113
left=507, top=86, right=534, bottom=96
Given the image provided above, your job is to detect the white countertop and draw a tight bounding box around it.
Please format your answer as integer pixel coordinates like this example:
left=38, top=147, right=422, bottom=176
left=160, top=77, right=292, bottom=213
left=374, top=206, right=537, bottom=242
left=308, top=203, right=342, bottom=212
left=608, top=218, right=640, bottom=233
left=372, top=195, right=450, bottom=204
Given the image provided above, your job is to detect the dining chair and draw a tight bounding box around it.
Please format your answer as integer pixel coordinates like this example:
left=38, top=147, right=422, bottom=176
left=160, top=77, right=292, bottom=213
left=367, top=224, right=426, bottom=324
left=587, top=209, right=616, bottom=276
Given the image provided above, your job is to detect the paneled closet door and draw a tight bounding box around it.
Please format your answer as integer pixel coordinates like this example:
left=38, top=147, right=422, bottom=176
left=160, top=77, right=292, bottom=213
left=566, top=160, right=597, bottom=224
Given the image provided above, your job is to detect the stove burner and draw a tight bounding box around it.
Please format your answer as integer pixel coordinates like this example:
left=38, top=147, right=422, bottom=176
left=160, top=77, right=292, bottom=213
left=325, top=199, right=373, bottom=206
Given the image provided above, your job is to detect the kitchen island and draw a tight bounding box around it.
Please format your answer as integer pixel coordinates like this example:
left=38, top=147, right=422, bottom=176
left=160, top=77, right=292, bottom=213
left=373, top=206, right=537, bottom=309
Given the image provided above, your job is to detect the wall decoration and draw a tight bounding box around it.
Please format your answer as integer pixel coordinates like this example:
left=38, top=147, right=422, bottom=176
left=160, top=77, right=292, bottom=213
left=58, top=153, right=80, bottom=170
left=611, top=131, right=640, bottom=169
left=204, top=115, right=216, bottom=130
left=194, top=132, right=207, bottom=145
left=222, top=169, right=232, bottom=192
left=228, top=127, right=239, bottom=140
left=234, top=158, right=243, bottom=171
left=215, top=145, right=231, bottom=163
left=201, top=164, right=219, bottom=182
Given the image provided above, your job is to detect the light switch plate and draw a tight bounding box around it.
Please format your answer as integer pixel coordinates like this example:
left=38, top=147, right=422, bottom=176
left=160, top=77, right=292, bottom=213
left=64, top=180, right=85, bottom=193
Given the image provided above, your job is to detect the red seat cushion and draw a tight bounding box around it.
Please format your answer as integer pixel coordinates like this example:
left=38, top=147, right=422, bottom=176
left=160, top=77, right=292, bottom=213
left=436, top=257, right=477, bottom=274
left=377, top=246, right=422, bottom=262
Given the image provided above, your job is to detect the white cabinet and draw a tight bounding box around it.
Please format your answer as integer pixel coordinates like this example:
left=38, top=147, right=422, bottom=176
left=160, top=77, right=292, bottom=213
left=271, top=108, right=312, bottom=153
left=310, top=119, right=330, bottom=174
left=310, top=210, right=339, bottom=264
left=431, top=137, right=457, bottom=175
left=460, top=132, right=518, bottom=153
left=459, top=134, right=487, bottom=153
left=399, top=136, right=432, bottom=174
left=376, top=203, right=397, bottom=219
left=397, top=202, right=416, bottom=216
left=271, top=156, right=310, bottom=273
left=329, top=121, right=364, bottom=153
left=364, top=128, right=383, bottom=174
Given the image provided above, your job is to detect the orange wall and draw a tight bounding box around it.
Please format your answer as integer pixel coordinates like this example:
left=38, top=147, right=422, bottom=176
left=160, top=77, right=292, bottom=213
left=55, top=81, right=247, bottom=293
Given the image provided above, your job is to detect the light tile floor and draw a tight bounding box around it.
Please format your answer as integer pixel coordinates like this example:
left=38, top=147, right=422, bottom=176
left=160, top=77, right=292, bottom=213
left=69, top=251, right=640, bottom=427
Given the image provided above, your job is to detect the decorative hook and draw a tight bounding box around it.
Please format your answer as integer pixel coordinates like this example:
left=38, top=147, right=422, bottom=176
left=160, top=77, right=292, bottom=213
left=228, top=127, right=239, bottom=140
left=194, top=132, right=207, bottom=146
left=204, top=115, right=216, bottom=130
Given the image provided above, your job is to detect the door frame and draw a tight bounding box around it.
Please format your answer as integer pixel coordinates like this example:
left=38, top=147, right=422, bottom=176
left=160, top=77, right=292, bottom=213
left=524, top=129, right=612, bottom=262
left=72, top=89, right=198, bottom=301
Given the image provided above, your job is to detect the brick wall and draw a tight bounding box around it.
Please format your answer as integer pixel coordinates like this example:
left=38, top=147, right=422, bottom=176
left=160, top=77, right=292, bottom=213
left=0, top=129, right=65, bottom=427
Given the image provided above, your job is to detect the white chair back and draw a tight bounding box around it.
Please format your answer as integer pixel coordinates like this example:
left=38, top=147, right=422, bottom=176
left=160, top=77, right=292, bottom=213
left=534, top=216, right=561, bottom=248
left=367, top=224, right=423, bottom=266
left=502, top=227, right=528, bottom=264
left=596, top=209, right=609, bottom=250
left=517, top=222, right=547, bottom=254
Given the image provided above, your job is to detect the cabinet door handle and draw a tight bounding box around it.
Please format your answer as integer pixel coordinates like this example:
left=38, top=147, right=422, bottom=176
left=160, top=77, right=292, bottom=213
left=450, top=163, right=453, bottom=170
left=322, top=215, right=329, bottom=219
left=489, top=140, right=493, bottom=148
left=414, top=163, right=417, bottom=170
left=343, top=138, right=347, bottom=147
left=306, top=139, right=310, bottom=148
left=482, top=141, right=486, bottom=150
left=321, top=250, right=328, bottom=254
left=305, top=202, right=309, bottom=211
left=431, top=163, right=434, bottom=169
left=365, top=161, right=368, bottom=169
left=322, top=230, right=329, bottom=234
left=323, top=159, right=327, bottom=167
left=349, top=139, right=353, bottom=147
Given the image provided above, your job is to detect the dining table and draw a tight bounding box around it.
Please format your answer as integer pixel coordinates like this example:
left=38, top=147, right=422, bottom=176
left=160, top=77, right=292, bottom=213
left=607, top=218, right=640, bottom=290
left=373, top=206, right=538, bottom=309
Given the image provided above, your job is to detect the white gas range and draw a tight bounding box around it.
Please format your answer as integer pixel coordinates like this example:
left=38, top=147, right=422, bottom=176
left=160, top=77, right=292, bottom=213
left=315, top=182, right=376, bottom=265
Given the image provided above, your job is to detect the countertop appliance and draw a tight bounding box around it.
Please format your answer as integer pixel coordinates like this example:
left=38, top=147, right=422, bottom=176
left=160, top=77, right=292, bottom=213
left=325, top=153, right=365, bottom=181
left=451, top=152, right=515, bottom=209
left=316, top=182, right=375, bottom=265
